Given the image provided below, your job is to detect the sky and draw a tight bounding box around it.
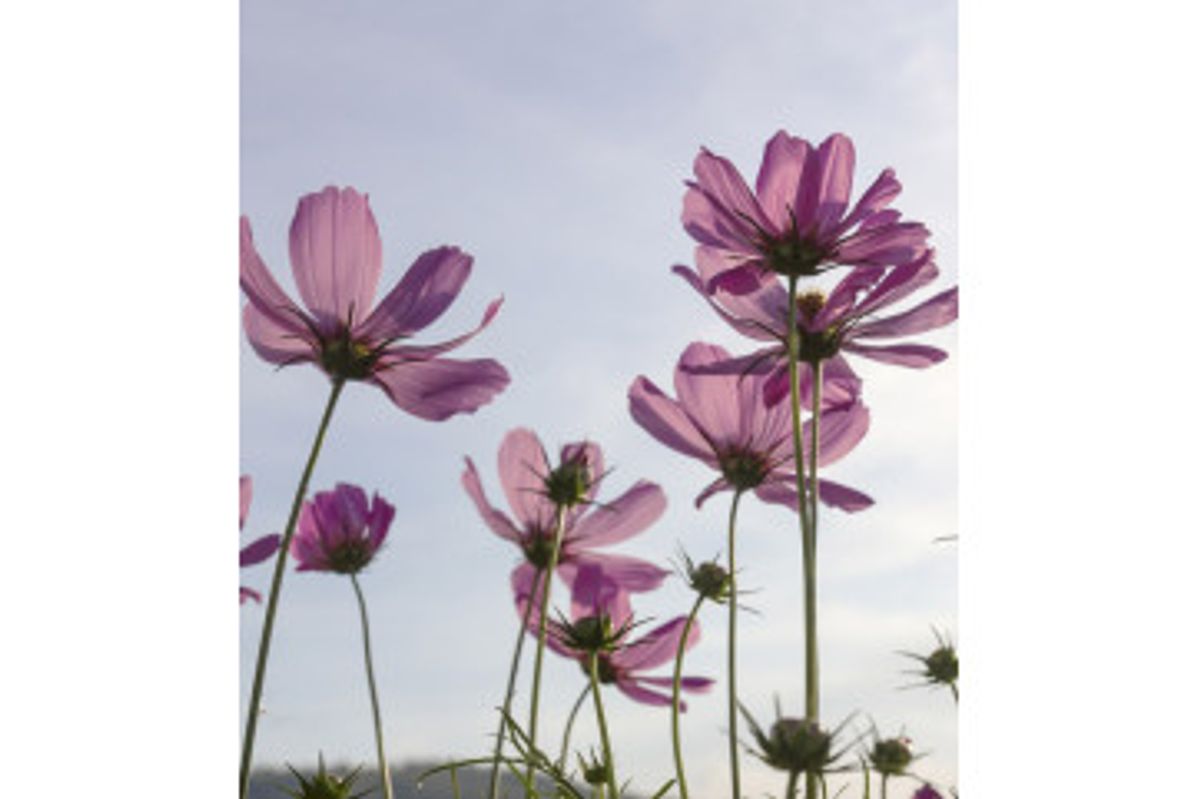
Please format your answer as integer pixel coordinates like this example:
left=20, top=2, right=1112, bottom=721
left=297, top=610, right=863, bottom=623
left=239, top=1, right=958, bottom=795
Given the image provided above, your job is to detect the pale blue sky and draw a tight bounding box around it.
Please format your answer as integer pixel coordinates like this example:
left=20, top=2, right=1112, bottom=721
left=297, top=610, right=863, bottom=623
left=240, top=1, right=957, bottom=794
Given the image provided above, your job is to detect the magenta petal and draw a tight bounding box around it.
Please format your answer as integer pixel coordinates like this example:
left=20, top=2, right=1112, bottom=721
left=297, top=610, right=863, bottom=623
left=243, top=303, right=318, bottom=366
left=851, top=287, right=959, bottom=340
left=497, top=428, right=554, bottom=531
left=707, top=265, right=766, bottom=296
left=240, top=216, right=309, bottom=331
left=813, top=265, right=887, bottom=331
left=628, top=376, right=713, bottom=463
left=854, top=249, right=939, bottom=318
left=568, top=563, right=634, bottom=627
left=240, top=475, right=252, bottom=530
left=613, top=616, right=699, bottom=671
left=835, top=168, right=902, bottom=235
left=240, top=586, right=262, bottom=604
left=366, top=493, right=395, bottom=553
left=616, top=679, right=676, bottom=707
left=461, top=457, right=523, bottom=542
left=288, top=186, right=383, bottom=329
left=674, top=342, right=748, bottom=442
left=755, top=131, right=812, bottom=232
left=807, top=401, right=870, bottom=467
left=639, top=675, right=715, bottom=693
left=695, top=476, right=733, bottom=509
left=379, top=296, right=503, bottom=361
left=358, top=246, right=474, bottom=341
left=817, top=479, right=874, bottom=512
left=811, top=133, right=857, bottom=239
left=570, top=481, right=667, bottom=548
left=572, top=551, right=668, bottom=593
left=692, top=149, right=772, bottom=237
left=841, top=341, right=948, bottom=367
left=372, top=357, right=510, bottom=421
left=752, top=478, right=801, bottom=514
left=673, top=263, right=777, bottom=340
left=240, top=534, right=281, bottom=567
left=681, top=185, right=746, bottom=250
left=835, top=222, right=930, bottom=267
left=762, top=364, right=791, bottom=408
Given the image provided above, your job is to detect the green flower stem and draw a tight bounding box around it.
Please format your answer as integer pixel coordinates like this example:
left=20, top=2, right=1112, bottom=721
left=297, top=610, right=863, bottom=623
left=785, top=771, right=799, bottom=799
left=881, top=775, right=889, bottom=799
left=526, top=504, right=569, bottom=788
left=671, top=594, right=706, bottom=799
left=726, top=489, right=745, bottom=799
left=557, top=684, right=591, bottom=771
left=785, top=275, right=821, bottom=799
left=240, top=378, right=345, bottom=799
left=488, top=566, right=545, bottom=799
left=808, top=359, right=823, bottom=534
left=351, top=573, right=393, bottom=799
left=588, top=651, right=620, bottom=799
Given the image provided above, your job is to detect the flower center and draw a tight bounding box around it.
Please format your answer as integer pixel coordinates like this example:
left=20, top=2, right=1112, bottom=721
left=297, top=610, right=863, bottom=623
left=319, top=330, right=377, bottom=381
left=766, top=235, right=827, bottom=278
left=579, top=654, right=619, bottom=684
left=325, top=538, right=374, bottom=575
left=522, top=530, right=556, bottom=569
left=544, top=458, right=592, bottom=508
left=718, top=448, right=770, bottom=490
left=795, top=289, right=827, bottom=322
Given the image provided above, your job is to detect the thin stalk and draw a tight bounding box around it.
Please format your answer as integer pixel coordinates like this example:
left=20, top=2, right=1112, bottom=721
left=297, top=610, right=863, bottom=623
left=240, top=378, right=345, bottom=799
left=350, top=574, right=393, bottom=799
left=785, top=771, right=799, bottom=799
left=726, top=489, right=745, bottom=799
left=588, top=652, right=620, bottom=799
left=785, top=275, right=821, bottom=799
left=671, top=594, right=705, bottom=799
left=809, top=359, right=823, bottom=535
left=488, top=566, right=545, bottom=799
left=558, top=684, right=591, bottom=771
left=526, top=504, right=570, bottom=787
left=881, top=775, right=889, bottom=799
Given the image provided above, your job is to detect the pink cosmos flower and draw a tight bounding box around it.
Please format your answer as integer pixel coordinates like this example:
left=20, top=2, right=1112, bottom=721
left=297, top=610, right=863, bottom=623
left=628, top=342, right=872, bottom=512
left=290, top=483, right=395, bottom=574
left=462, top=428, right=669, bottom=603
left=532, top=564, right=714, bottom=709
left=912, top=785, right=944, bottom=799
left=239, top=475, right=280, bottom=604
left=682, top=131, right=930, bottom=294
left=675, top=247, right=958, bottom=407
left=240, top=186, right=510, bottom=421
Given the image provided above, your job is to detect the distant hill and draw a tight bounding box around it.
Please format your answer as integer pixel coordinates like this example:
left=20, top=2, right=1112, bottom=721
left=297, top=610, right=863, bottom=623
left=248, top=762, right=598, bottom=799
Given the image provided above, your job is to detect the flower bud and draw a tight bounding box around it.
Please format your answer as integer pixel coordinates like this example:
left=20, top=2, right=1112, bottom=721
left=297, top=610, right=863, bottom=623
left=870, top=736, right=914, bottom=776
left=577, top=750, right=610, bottom=786
left=283, top=755, right=367, bottom=799
left=680, top=551, right=732, bottom=603
left=543, top=453, right=592, bottom=507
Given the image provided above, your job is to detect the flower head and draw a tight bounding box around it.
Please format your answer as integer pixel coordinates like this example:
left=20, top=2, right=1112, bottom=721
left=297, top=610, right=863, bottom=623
left=740, top=701, right=851, bottom=777
left=462, top=428, right=670, bottom=607
left=628, top=342, right=873, bottom=512
left=291, top=483, right=394, bottom=574
left=283, top=754, right=368, bottom=799
left=535, top=565, right=714, bottom=709
left=675, top=246, right=957, bottom=407
left=682, top=131, right=930, bottom=293
left=239, top=475, right=280, bottom=604
left=677, top=550, right=733, bottom=604
left=240, top=186, right=509, bottom=420
left=869, top=734, right=916, bottom=777
left=901, top=628, right=958, bottom=699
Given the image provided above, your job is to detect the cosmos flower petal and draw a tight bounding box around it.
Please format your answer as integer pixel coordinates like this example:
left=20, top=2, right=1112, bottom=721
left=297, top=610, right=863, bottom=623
left=835, top=168, right=903, bottom=235
left=816, top=479, right=875, bottom=512
left=755, top=130, right=812, bottom=232
left=805, top=401, right=871, bottom=467
left=573, top=551, right=668, bottom=593
left=841, top=341, right=948, bottom=367
left=612, top=616, right=699, bottom=671
left=639, top=675, right=715, bottom=693
left=570, top=481, right=667, bottom=548
left=240, top=534, right=281, bottom=567
left=372, top=357, right=510, bottom=421
left=811, top=133, right=857, bottom=239
left=243, top=303, right=318, bottom=366
left=460, top=457, right=523, bottom=542
left=627, top=376, right=714, bottom=462
left=692, top=148, right=773, bottom=238
left=358, top=246, right=474, bottom=341
left=240, top=216, right=309, bottom=332
left=380, top=296, right=503, bottom=361
left=497, top=428, right=555, bottom=530
left=615, top=679, right=676, bottom=708
left=240, top=475, right=253, bottom=530
left=852, top=287, right=959, bottom=340
left=695, top=475, right=734, bottom=509
left=240, top=587, right=262, bottom=604
left=288, top=186, right=383, bottom=329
